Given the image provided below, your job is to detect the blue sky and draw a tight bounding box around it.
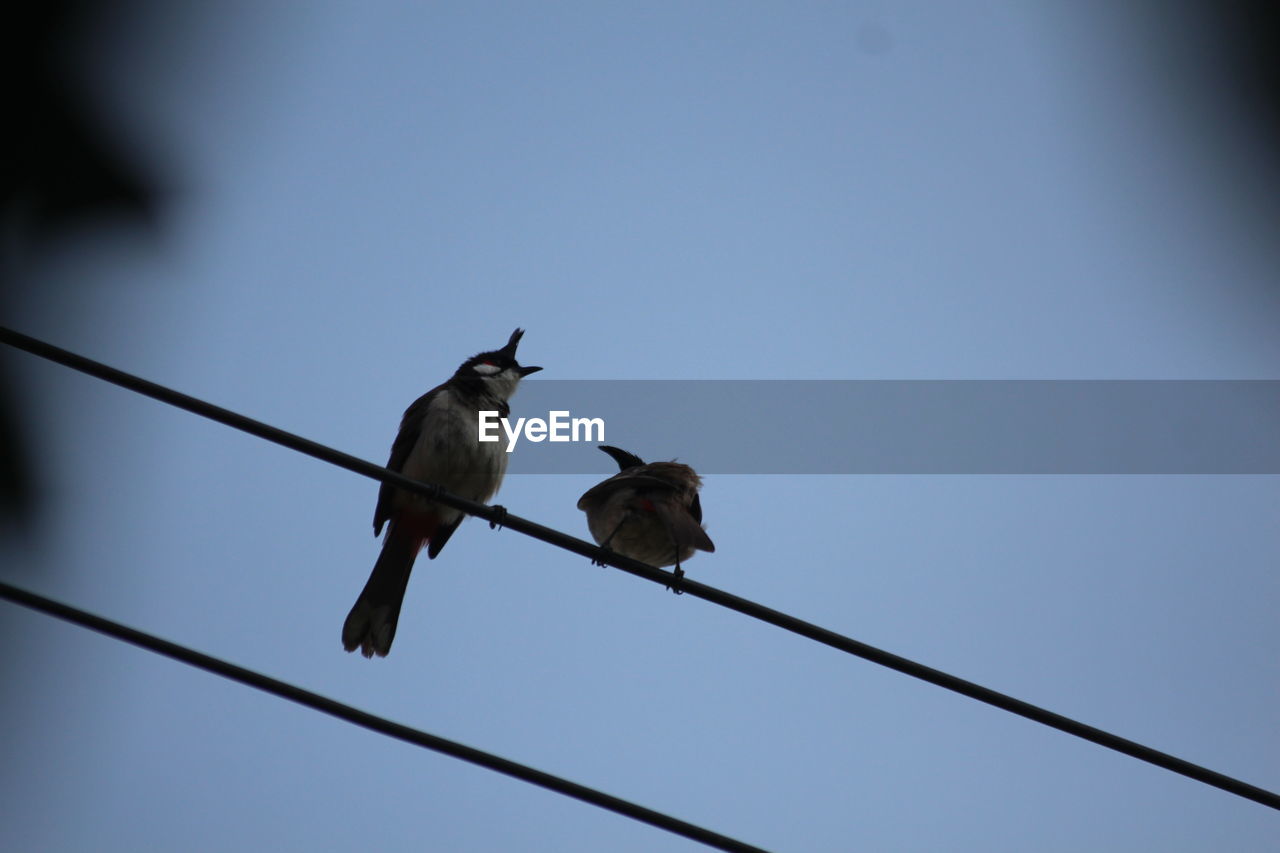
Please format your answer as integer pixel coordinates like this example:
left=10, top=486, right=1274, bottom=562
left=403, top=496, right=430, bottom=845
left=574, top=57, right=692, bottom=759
left=4, top=3, right=1278, bottom=851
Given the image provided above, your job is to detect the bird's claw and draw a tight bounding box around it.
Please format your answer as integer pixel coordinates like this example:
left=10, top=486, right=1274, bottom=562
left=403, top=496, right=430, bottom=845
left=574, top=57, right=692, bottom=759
left=591, top=546, right=615, bottom=568
left=666, top=565, right=686, bottom=595
left=488, top=505, right=508, bottom=530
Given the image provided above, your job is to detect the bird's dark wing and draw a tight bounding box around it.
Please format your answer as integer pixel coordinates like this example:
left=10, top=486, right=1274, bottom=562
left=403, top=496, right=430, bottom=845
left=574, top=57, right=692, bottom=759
left=689, top=492, right=703, bottom=524
left=576, top=473, right=678, bottom=510
left=373, top=387, right=439, bottom=536
left=426, top=514, right=465, bottom=559
left=654, top=501, right=716, bottom=554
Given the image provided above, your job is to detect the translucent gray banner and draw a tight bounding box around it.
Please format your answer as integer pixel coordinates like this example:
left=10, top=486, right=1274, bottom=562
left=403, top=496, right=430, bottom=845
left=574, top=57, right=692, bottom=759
left=493, top=381, right=1280, bottom=474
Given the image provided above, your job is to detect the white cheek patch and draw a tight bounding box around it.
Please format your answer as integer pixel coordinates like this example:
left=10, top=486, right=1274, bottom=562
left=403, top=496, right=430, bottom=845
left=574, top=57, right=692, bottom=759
left=473, top=362, right=502, bottom=376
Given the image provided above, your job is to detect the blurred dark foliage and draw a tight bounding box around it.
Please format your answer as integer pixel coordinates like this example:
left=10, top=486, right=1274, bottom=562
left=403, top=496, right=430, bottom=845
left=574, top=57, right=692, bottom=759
left=4, top=1, right=159, bottom=243
left=1202, top=1, right=1280, bottom=150
left=2, top=0, right=160, bottom=531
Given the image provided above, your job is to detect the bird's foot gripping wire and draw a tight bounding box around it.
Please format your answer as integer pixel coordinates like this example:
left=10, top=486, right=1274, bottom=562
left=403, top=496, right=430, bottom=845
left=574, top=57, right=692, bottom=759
left=488, top=505, right=509, bottom=530
left=666, top=565, right=686, bottom=595
left=591, top=546, right=615, bottom=568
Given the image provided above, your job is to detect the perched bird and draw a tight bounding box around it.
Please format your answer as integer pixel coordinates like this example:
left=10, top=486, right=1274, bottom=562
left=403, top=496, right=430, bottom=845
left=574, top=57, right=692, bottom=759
left=577, top=445, right=715, bottom=583
left=342, top=329, right=541, bottom=657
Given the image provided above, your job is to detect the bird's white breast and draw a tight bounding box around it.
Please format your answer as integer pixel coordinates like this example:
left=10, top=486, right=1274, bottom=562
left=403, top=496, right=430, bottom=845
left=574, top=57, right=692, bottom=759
left=401, top=388, right=510, bottom=505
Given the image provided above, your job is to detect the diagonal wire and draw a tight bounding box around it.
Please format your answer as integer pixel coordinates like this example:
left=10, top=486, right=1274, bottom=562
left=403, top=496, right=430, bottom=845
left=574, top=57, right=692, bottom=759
left=3, top=325, right=1278, bottom=813
left=0, top=580, right=771, bottom=853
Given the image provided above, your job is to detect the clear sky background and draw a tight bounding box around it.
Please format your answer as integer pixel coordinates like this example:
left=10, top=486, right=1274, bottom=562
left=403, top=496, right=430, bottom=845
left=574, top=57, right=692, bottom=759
left=4, top=3, right=1278, bottom=851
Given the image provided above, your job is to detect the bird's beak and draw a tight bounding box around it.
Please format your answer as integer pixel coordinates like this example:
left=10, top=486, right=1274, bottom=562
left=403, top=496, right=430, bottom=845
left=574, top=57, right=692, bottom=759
left=518, top=365, right=543, bottom=376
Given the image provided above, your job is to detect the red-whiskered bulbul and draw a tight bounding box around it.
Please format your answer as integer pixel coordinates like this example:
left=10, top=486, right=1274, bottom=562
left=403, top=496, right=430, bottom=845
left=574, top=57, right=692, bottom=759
left=342, top=328, right=541, bottom=657
left=577, top=446, right=714, bottom=584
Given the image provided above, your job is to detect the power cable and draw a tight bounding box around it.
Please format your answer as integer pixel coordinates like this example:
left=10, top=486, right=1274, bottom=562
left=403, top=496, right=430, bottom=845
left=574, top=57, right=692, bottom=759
left=3, top=325, right=1277, bottom=812
left=0, top=580, right=771, bottom=853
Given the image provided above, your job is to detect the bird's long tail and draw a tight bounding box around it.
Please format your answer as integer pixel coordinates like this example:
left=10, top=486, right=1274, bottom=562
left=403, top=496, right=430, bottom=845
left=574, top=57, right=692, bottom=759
left=342, top=521, right=428, bottom=657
